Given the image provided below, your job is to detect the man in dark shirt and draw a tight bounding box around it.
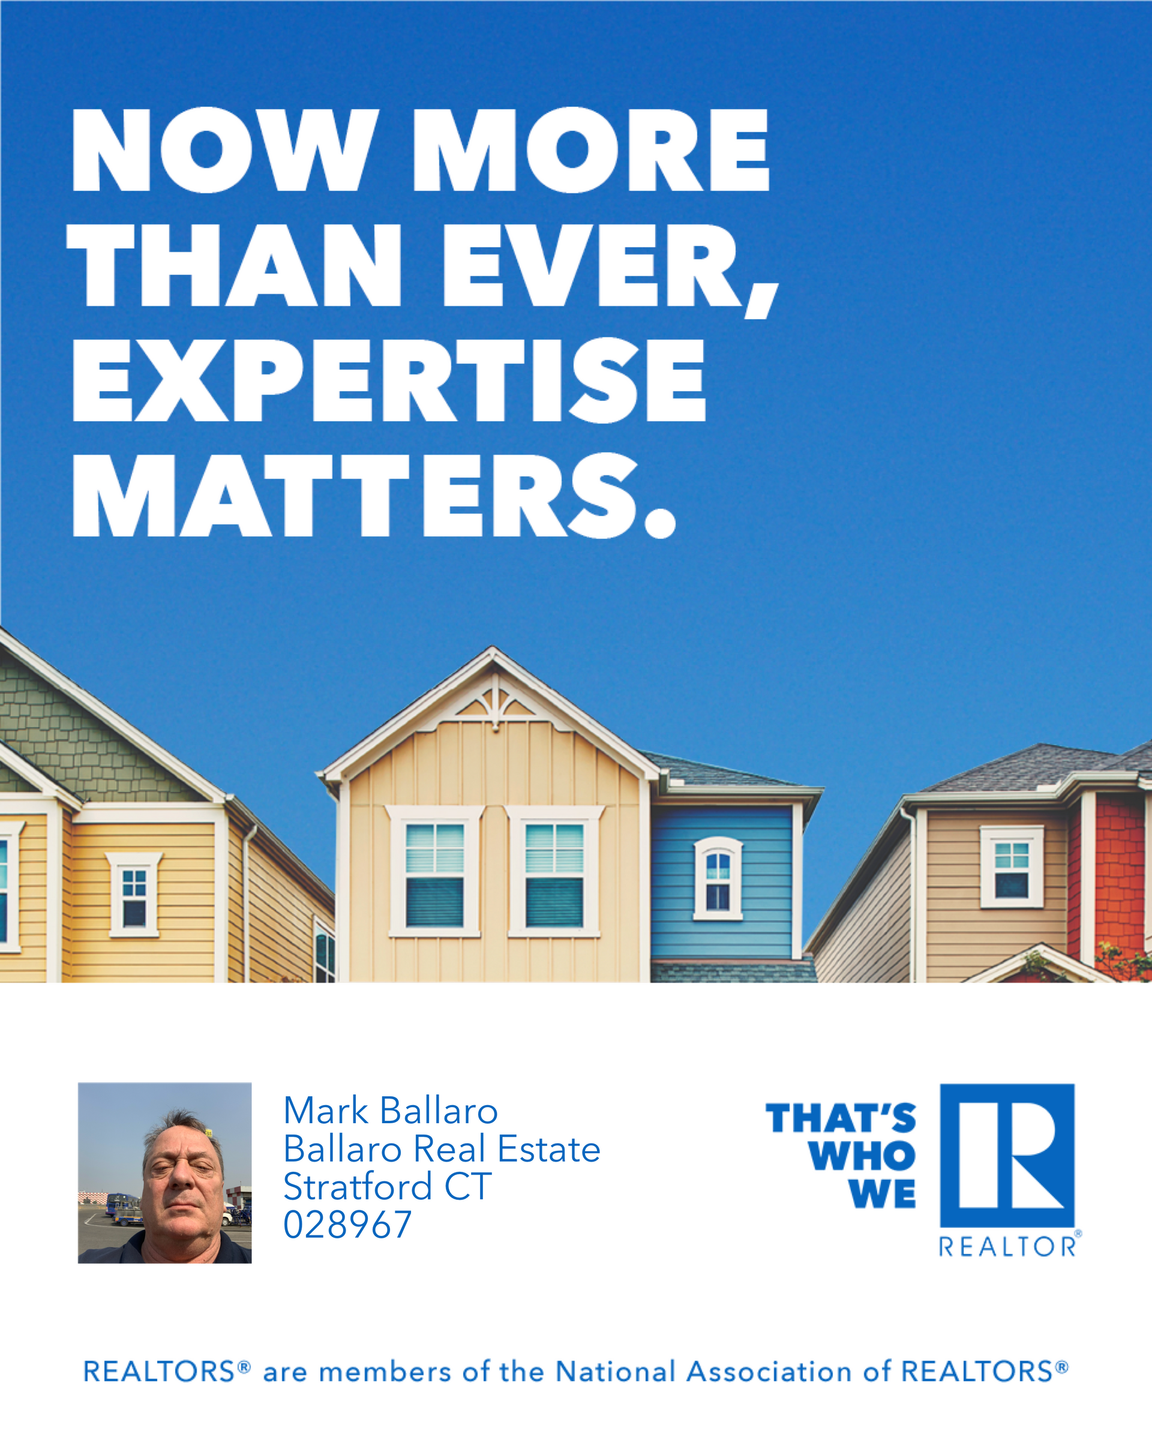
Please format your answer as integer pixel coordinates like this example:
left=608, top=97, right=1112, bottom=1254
left=80, top=1109, right=251, bottom=1265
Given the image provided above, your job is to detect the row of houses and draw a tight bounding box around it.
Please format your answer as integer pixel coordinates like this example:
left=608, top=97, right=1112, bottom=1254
left=0, top=631, right=1147, bottom=984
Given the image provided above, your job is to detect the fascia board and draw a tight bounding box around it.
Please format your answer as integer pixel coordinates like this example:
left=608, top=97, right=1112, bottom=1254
left=322, top=645, right=661, bottom=785
left=321, top=646, right=503, bottom=781
left=1055, top=770, right=1139, bottom=799
left=657, top=783, right=823, bottom=799
left=901, top=789, right=1068, bottom=806
left=223, top=796, right=335, bottom=908
left=488, top=652, right=661, bottom=780
left=963, top=944, right=1116, bottom=985
left=0, top=629, right=225, bottom=803
left=656, top=785, right=823, bottom=822
left=902, top=773, right=1140, bottom=807
left=0, top=740, right=84, bottom=809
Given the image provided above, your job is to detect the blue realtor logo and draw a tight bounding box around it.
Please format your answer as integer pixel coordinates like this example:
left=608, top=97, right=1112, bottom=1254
left=940, top=1085, right=1074, bottom=1228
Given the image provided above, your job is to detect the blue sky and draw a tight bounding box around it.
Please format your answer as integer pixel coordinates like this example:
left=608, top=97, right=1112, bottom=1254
left=78, top=1081, right=252, bottom=1192
left=4, top=3, right=1151, bottom=933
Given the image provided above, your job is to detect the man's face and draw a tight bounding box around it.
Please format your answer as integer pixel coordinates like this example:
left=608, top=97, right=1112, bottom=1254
left=141, top=1126, right=224, bottom=1244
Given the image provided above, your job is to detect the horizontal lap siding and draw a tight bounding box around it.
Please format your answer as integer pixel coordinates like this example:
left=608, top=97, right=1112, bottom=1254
left=246, top=839, right=326, bottom=983
left=651, top=807, right=792, bottom=960
left=926, top=810, right=1067, bottom=982
left=228, top=823, right=245, bottom=983
left=0, top=811, right=47, bottom=982
left=350, top=720, right=640, bottom=982
left=69, top=823, right=215, bottom=982
left=814, top=829, right=911, bottom=983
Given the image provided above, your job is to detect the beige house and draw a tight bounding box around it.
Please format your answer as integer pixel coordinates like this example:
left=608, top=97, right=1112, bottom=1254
left=807, top=741, right=1152, bottom=983
left=320, top=647, right=822, bottom=983
left=0, top=629, right=333, bottom=983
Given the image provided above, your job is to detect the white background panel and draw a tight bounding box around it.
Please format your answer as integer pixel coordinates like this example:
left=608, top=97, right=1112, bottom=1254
left=1, top=983, right=1146, bottom=1438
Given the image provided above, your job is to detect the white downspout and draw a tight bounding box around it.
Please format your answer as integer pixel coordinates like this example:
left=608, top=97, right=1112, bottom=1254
left=900, top=806, right=925, bottom=983
left=242, top=823, right=258, bottom=983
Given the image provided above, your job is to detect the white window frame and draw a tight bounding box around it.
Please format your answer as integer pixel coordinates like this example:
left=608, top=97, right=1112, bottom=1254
left=385, top=806, right=483, bottom=938
left=0, top=821, right=26, bottom=953
left=693, top=836, right=744, bottom=921
left=506, top=806, right=603, bottom=939
left=313, top=917, right=336, bottom=983
left=105, top=851, right=163, bottom=938
left=979, top=826, right=1044, bottom=909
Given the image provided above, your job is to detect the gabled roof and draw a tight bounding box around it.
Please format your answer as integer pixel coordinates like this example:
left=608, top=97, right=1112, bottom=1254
left=0, top=630, right=332, bottom=906
left=922, top=742, right=1122, bottom=793
left=963, top=943, right=1116, bottom=985
left=320, top=646, right=662, bottom=790
left=0, top=629, right=225, bottom=803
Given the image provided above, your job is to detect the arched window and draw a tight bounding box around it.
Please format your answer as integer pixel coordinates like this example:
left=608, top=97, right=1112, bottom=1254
left=693, top=837, right=743, bottom=921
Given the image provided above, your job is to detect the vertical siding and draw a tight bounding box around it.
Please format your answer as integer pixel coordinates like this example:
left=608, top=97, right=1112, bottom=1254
left=814, top=829, right=911, bottom=983
left=650, top=806, right=792, bottom=959
left=0, top=811, right=48, bottom=982
left=925, top=810, right=1068, bottom=982
left=349, top=720, right=642, bottom=982
left=69, top=823, right=215, bottom=982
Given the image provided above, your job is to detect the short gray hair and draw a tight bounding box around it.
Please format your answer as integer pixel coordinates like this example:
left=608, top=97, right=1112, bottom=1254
left=143, top=1109, right=224, bottom=1180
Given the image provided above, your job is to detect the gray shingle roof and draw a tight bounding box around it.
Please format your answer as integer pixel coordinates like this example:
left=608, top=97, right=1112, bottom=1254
left=922, top=742, right=1122, bottom=793
left=1112, top=738, right=1152, bottom=773
left=641, top=751, right=793, bottom=787
left=651, top=961, right=818, bottom=983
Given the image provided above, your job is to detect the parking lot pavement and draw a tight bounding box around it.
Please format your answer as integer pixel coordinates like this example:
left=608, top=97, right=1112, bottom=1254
left=78, top=1205, right=253, bottom=1254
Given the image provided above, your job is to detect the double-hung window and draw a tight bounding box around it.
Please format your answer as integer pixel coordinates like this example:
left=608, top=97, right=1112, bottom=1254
left=507, top=807, right=603, bottom=938
left=314, top=922, right=336, bottom=982
left=105, top=852, right=162, bottom=937
left=386, top=807, right=483, bottom=937
left=979, top=826, right=1044, bottom=909
left=693, top=837, right=744, bottom=921
left=0, top=821, right=25, bottom=952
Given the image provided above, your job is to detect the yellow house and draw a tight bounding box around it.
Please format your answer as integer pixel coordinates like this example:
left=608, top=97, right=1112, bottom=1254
left=320, top=647, right=822, bottom=982
left=0, top=629, right=333, bottom=983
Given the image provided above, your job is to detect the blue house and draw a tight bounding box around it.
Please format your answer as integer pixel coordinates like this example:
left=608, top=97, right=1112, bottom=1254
left=645, top=754, right=821, bottom=983
left=322, top=648, right=822, bottom=983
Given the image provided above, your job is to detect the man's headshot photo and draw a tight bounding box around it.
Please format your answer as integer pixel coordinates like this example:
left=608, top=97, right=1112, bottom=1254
left=78, top=1083, right=251, bottom=1265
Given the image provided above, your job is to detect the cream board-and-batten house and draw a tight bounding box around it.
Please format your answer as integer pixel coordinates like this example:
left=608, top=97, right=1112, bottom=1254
left=319, top=647, right=822, bottom=983
left=807, top=740, right=1152, bottom=984
left=0, top=629, right=334, bottom=983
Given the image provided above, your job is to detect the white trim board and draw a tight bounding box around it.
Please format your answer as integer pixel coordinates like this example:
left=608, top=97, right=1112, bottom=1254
left=963, top=942, right=1115, bottom=985
left=385, top=805, right=484, bottom=939
left=0, top=820, right=26, bottom=956
left=322, top=647, right=661, bottom=787
left=72, top=804, right=224, bottom=825
left=0, top=740, right=83, bottom=807
left=1079, top=793, right=1096, bottom=966
left=0, top=628, right=226, bottom=803
left=506, top=805, right=604, bottom=939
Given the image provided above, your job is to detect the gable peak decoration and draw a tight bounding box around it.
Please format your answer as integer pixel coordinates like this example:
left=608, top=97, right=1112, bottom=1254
left=445, top=670, right=561, bottom=734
